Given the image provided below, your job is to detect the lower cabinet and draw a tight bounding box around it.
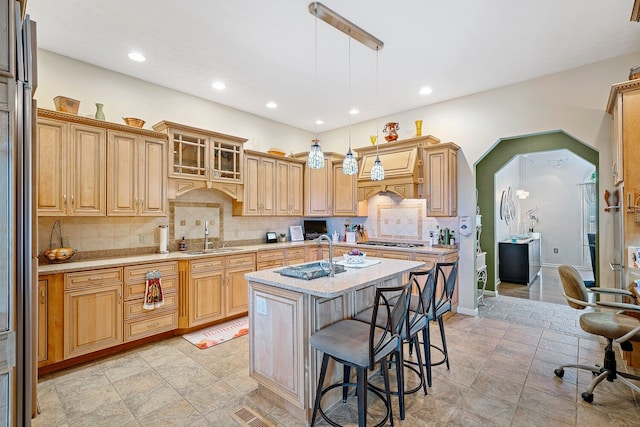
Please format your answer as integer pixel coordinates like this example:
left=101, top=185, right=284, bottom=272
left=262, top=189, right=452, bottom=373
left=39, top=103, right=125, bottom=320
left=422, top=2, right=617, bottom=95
left=123, top=261, right=179, bottom=342
left=63, top=268, right=124, bottom=359
left=181, top=253, right=256, bottom=328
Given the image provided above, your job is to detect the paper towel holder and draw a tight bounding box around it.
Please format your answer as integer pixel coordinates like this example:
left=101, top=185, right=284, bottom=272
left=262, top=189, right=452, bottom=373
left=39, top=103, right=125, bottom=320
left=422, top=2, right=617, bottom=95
left=159, top=225, right=169, bottom=254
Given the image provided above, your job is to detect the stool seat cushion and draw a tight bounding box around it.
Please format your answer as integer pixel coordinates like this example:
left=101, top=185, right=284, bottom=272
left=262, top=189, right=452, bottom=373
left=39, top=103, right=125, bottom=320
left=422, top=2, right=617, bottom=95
left=580, top=312, right=640, bottom=341
left=310, top=319, right=398, bottom=368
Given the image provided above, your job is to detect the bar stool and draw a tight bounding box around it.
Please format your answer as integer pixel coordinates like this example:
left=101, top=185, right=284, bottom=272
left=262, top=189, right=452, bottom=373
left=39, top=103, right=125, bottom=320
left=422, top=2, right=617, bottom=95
left=352, top=266, right=436, bottom=419
left=310, top=281, right=412, bottom=427
left=429, top=259, right=459, bottom=371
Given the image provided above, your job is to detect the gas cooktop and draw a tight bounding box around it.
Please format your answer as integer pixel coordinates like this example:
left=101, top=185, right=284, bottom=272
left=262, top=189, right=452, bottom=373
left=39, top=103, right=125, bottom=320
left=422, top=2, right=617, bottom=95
left=357, top=241, right=424, bottom=248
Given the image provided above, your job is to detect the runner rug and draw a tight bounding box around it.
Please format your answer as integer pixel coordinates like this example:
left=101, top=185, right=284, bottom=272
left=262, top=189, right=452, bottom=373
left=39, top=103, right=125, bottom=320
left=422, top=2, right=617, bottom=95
left=183, top=316, right=249, bottom=349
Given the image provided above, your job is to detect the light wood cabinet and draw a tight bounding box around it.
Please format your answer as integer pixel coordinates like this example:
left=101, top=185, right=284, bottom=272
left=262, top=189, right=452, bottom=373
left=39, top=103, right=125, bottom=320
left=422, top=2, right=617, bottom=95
left=425, top=143, right=459, bottom=217
left=107, top=130, right=167, bottom=216
left=234, top=151, right=304, bottom=217
left=181, top=253, right=256, bottom=328
left=63, top=268, right=123, bottom=359
left=37, top=116, right=106, bottom=216
left=276, top=159, right=304, bottom=216
left=607, top=80, right=640, bottom=194
left=123, top=261, right=178, bottom=342
left=240, top=153, right=276, bottom=216
left=37, top=279, right=48, bottom=363
left=332, top=159, right=359, bottom=216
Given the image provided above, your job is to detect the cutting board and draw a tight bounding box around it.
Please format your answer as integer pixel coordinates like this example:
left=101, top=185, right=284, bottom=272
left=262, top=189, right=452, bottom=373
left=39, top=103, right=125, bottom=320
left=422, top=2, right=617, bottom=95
left=335, top=258, right=381, bottom=268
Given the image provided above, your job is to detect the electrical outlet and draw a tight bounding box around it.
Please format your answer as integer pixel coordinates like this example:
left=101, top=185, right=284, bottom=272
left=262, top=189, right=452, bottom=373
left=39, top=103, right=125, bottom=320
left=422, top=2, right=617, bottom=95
left=139, top=233, right=145, bottom=244
left=256, top=296, right=267, bottom=315
left=553, top=248, right=558, bottom=254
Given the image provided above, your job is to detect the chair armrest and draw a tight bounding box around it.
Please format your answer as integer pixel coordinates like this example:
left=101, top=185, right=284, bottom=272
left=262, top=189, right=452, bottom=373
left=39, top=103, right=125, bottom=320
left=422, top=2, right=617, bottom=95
left=589, top=287, right=634, bottom=297
left=596, top=301, right=640, bottom=312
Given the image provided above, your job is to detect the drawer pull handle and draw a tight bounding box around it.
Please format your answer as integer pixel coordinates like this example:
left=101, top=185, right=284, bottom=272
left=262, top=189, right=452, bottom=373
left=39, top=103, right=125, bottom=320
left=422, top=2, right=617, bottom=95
left=147, top=322, right=159, bottom=329
left=88, top=276, right=104, bottom=281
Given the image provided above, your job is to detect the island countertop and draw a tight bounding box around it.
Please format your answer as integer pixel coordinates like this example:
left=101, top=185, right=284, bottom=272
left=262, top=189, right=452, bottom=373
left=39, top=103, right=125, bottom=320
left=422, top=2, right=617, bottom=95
left=245, top=258, right=425, bottom=298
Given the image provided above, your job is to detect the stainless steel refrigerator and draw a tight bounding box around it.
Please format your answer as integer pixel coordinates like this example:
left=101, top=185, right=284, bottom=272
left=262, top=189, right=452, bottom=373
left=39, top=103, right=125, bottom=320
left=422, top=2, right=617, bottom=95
left=0, top=1, right=37, bottom=425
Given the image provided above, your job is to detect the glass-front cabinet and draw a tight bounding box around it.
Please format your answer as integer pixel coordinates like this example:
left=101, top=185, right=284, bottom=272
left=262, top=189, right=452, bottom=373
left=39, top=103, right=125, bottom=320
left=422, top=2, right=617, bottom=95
left=153, top=121, right=246, bottom=183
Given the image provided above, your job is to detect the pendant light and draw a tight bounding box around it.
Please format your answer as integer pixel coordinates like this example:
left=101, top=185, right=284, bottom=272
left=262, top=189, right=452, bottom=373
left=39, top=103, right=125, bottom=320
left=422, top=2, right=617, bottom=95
left=308, top=1, right=325, bottom=169
left=342, top=33, right=358, bottom=175
left=370, top=46, right=384, bottom=181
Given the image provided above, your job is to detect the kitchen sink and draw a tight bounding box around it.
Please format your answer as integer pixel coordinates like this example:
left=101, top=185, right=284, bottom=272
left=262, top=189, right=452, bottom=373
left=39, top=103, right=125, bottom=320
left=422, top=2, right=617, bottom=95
left=186, top=248, right=241, bottom=255
left=276, top=261, right=346, bottom=280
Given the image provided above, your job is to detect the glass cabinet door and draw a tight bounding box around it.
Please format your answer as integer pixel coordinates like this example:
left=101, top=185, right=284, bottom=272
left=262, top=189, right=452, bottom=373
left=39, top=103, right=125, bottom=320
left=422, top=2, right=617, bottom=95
left=0, top=110, right=9, bottom=333
left=210, top=139, right=241, bottom=181
left=171, top=132, right=207, bottom=179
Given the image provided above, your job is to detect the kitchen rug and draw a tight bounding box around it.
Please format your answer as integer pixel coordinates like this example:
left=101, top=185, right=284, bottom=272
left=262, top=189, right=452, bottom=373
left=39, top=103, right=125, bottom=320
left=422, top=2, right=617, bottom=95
left=183, top=317, right=248, bottom=349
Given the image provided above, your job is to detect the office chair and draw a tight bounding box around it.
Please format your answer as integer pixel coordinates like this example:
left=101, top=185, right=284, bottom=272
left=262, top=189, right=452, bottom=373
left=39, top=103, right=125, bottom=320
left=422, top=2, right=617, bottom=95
left=554, top=265, right=640, bottom=403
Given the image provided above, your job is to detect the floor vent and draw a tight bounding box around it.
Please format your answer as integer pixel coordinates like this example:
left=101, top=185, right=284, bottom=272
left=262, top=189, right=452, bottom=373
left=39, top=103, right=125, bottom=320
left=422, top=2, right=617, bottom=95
left=232, top=406, right=274, bottom=427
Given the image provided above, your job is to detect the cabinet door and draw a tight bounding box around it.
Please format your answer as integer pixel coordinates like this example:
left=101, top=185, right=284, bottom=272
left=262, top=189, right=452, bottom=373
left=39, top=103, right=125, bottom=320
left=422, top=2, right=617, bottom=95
left=332, top=162, right=357, bottom=216
left=69, top=124, right=106, bottom=215
left=613, top=93, right=623, bottom=186
left=261, top=157, right=276, bottom=215
left=288, top=162, right=304, bottom=216
left=37, top=119, right=68, bottom=216
left=138, top=136, right=167, bottom=216
left=276, top=161, right=304, bottom=216
left=426, top=146, right=457, bottom=217
left=226, top=266, right=252, bottom=317
left=244, top=155, right=261, bottom=215
left=305, top=157, right=332, bottom=216
left=37, top=280, right=47, bottom=363
left=107, top=130, right=137, bottom=216
left=169, top=129, right=207, bottom=179
left=189, top=271, right=224, bottom=326
left=64, top=283, right=122, bottom=359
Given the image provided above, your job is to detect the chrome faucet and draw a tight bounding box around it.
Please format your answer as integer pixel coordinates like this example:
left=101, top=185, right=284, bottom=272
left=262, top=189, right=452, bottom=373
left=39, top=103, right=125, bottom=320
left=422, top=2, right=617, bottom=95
left=204, top=222, right=213, bottom=250
left=317, top=234, right=334, bottom=277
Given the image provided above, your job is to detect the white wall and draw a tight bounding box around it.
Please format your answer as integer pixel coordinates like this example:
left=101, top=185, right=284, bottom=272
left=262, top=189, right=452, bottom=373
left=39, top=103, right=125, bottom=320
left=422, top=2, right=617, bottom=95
left=36, top=48, right=640, bottom=316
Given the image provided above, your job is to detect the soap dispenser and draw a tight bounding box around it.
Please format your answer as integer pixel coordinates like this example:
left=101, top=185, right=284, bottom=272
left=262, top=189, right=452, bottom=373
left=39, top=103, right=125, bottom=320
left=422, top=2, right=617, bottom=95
left=179, top=237, right=187, bottom=251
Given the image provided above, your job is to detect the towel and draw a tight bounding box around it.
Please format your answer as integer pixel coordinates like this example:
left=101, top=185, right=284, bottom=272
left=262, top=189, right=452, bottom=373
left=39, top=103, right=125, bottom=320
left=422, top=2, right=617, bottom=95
left=143, top=270, right=164, bottom=310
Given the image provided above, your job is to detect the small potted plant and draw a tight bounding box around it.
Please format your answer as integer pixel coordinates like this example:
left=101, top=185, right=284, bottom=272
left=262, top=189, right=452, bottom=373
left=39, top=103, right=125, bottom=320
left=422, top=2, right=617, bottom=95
left=279, top=233, right=287, bottom=243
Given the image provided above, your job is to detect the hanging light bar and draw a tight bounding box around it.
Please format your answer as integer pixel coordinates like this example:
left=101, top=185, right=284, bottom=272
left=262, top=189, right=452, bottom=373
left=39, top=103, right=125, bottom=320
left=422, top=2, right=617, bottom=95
left=308, top=1, right=325, bottom=169
left=308, top=2, right=384, bottom=51
left=342, top=34, right=358, bottom=176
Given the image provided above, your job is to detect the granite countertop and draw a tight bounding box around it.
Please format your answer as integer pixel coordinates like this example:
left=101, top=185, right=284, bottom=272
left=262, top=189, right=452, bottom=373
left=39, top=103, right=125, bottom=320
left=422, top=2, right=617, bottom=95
left=245, top=258, right=425, bottom=298
left=38, top=240, right=455, bottom=275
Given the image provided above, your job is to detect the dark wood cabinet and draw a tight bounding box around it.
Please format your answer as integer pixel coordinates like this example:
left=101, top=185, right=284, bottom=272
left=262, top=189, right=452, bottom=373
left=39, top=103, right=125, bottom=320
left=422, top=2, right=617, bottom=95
left=499, top=238, right=541, bottom=285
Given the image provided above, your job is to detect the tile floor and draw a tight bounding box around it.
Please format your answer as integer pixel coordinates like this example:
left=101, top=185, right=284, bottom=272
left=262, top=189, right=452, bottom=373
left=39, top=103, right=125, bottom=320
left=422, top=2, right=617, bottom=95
left=33, top=273, right=640, bottom=426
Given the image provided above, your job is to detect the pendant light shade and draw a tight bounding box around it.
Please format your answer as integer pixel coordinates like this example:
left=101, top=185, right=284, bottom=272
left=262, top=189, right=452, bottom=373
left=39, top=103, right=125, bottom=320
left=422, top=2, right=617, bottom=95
left=343, top=148, right=358, bottom=175
left=370, top=155, right=384, bottom=181
left=308, top=139, right=325, bottom=169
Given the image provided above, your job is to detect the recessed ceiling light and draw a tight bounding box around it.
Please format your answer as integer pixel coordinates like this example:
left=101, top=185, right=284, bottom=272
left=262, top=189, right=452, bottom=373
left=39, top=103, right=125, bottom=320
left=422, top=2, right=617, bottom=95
left=315, top=119, right=324, bottom=125
left=211, top=81, right=226, bottom=90
left=419, top=86, right=433, bottom=95
left=266, top=102, right=278, bottom=109
left=128, top=52, right=146, bottom=62
left=349, top=108, right=359, bottom=115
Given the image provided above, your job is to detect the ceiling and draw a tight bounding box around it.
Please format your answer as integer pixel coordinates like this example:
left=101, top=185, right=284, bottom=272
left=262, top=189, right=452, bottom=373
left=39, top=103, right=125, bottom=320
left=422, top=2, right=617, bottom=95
left=27, top=0, right=640, bottom=132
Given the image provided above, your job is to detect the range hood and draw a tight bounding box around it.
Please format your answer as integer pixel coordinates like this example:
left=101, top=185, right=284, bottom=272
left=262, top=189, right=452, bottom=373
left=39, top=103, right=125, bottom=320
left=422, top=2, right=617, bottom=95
left=355, top=136, right=440, bottom=200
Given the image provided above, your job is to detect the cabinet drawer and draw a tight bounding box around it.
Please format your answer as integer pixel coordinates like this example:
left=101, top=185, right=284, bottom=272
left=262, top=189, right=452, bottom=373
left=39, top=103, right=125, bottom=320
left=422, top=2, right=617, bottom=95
left=285, top=248, right=305, bottom=260
left=124, top=262, right=178, bottom=283
left=124, top=276, right=178, bottom=301
left=64, top=268, right=123, bottom=290
left=256, top=250, right=284, bottom=263
left=257, top=260, right=285, bottom=271
left=124, top=310, right=178, bottom=342
left=190, top=257, right=225, bottom=273
left=379, top=250, right=411, bottom=260
left=226, top=253, right=256, bottom=269
left=124, top=291, right=178, bottom=319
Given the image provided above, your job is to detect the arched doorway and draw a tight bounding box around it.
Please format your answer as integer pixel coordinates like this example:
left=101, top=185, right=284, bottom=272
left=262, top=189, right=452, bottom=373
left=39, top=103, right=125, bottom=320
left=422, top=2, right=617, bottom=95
left=475, top=130, right=599, bottom=297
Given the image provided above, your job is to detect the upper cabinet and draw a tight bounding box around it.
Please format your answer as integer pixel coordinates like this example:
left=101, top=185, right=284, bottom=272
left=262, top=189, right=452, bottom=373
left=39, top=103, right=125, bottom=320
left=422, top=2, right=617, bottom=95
left=233, top=150, right=304, bottom=216
left=152, top=121, right=246, bottom=200
left=37, top=114, right=106, bottom=216
left=107, top=130, right=167, bottom=216
left=607, top=80, right=640, bottom=192
left=37, top=109, right=168, bottom=217
left=425, top=142, right=459, bottom=217
left=332, top=156, right=359, bottom=217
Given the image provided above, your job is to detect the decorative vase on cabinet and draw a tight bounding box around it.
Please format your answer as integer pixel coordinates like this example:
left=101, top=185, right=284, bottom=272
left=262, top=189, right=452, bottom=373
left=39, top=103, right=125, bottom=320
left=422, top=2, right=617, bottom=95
left=95, top=103, right=105, bottom=120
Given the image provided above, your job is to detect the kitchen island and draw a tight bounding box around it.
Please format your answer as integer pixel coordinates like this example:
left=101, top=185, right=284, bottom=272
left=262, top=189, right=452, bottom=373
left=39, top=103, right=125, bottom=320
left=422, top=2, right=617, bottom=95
left=245, top=257, right=425, bottom=424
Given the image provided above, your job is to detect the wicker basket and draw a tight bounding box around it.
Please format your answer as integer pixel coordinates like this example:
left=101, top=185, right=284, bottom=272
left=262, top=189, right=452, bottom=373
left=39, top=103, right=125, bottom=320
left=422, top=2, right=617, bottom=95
left=53, top=96, right=80, bottom=114
left=122, top=117, right=145, bottom=128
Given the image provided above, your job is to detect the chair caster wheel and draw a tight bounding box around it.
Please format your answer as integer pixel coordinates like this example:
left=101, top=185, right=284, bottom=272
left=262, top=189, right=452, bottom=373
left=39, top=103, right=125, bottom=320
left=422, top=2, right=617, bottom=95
left=581, top=392, right=593, bottom=403
left=554, top=368, right=564, bottom=378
